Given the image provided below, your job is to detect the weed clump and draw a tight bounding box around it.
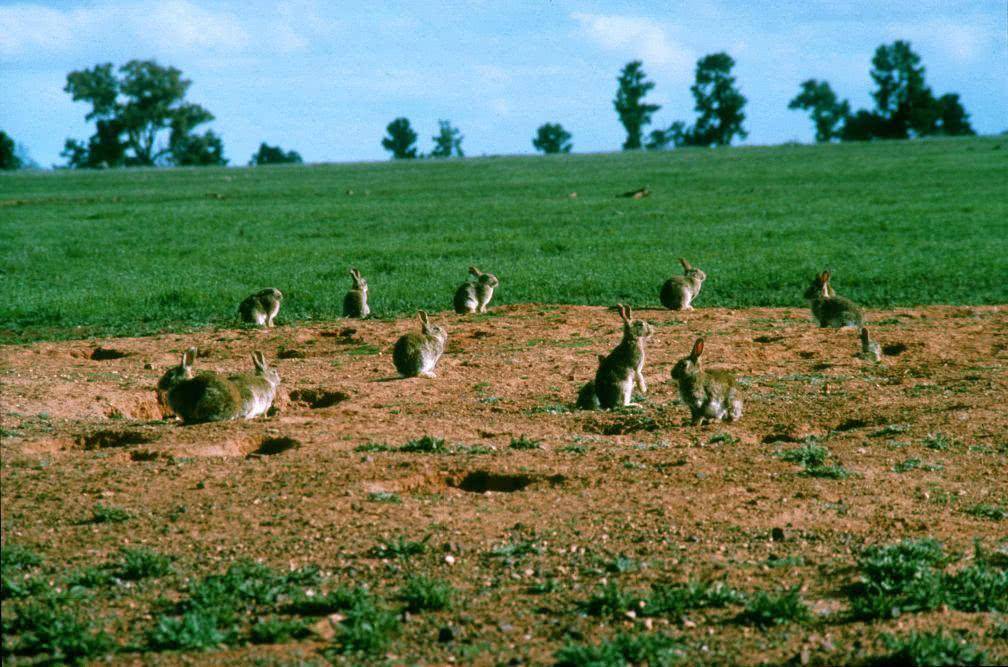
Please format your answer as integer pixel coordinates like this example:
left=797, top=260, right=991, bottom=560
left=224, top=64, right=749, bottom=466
left=736, top=585, right=811, bottom=628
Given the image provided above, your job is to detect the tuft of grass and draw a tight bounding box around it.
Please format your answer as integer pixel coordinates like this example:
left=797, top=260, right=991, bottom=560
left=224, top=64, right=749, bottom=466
left=736, top=586, right=811, bottom=628
left=146, top=560, right=322, bottom=649
left=555, top=632, right=686, bottom=666
left=87, top=503, right=130, bottom=524
left=509, top=435, right=542, bottom=450
left=399, top=435, right=448, bottom=453
left=488, top=539, right=542, bottom=565
left=802, top=463, right=852, bottom=479
left=965, top=503, right=1005, bottom=521
left=115, top=547, right=173, bottom=581
left=561, top=444, right=588, bottom=454
left=646, top=580, right=746, bottom=618
left=707, top=432, right=739, bottom=445
left=923, top=432, right=956, bottom=451
left=1, top=543, right=44, bottom=600
left=354, top=442, right=391, bottom=452
left=248, top=617, right=309, bottom=644
left=577, top=582, right=642, bottom=618
left=367, top=491, right=401, bottom=504
left=284, top=586, right=371, bottom=616
left=323, top=596, right=399, bottom=657
left=3, top=598, right=115, bottom=661
left=777, top=439, right=828, bottom=467
left=894, top=458, right=943, bottom=473
left=398, top=575, right=454, bottom=612
left=850, top=538, right=1007, bottom=619
left=876, top=631, right=988, bottom=667
left=369, top=536, right=428, bottom=560
left=65, top=566, right=115, bottom=589
left=1, top=543, right=43, bottom=571
left=146, top=608, right=230, bottom=651
left=870, top=423, right=911, bottom=437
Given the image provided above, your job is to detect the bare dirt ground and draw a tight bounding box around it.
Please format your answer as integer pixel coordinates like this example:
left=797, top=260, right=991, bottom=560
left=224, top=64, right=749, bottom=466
left=2, top=304, right=1006, bottom=665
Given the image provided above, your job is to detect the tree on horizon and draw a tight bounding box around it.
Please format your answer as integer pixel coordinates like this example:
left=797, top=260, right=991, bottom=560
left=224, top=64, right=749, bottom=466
left=61, top=60, right=226, bottom=168
left=381, top=118, right=418, bottom=159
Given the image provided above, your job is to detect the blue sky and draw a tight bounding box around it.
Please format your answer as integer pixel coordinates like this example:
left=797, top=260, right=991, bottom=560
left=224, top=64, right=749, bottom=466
left=1, top=0, right=1005, bottom=167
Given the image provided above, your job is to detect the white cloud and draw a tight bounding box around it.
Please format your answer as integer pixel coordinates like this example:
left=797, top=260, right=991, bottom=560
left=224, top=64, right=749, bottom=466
left=0, top=1, right=250, bottom=60
left=884, top=19, right=996, bottom=64
left=571, top=12, right=695, bottom=79
left=0, top=4, right=74, bottom=57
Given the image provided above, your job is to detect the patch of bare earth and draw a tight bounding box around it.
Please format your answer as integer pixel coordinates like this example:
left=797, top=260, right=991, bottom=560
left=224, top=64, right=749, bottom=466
left=2, top=304, right=1006, bottom=664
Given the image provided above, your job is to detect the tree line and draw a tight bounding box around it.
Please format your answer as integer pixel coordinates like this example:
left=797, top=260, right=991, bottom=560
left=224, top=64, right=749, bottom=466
left=0, top=41, right=976, bottom=170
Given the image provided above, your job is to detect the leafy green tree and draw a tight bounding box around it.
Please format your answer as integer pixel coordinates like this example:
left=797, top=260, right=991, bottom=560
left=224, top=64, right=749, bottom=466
left=683, top=52, right=747, bottom=146
left=250, top=143, right=303, bottom=165
left=532, top=123, right=573, bottom=154
left=430, top=120, right=464, bottom=158
left=645, top=122, right=685, bottom=150
left=0, top=131, right=22, bottom=170
left=614, top=61, right=660, bottom=150
left=869, top=40, right=935, bottom=138
left=839, top=41, right=974, bottom=141
left=788, top=79, right=850, bottom=142
left=931, top=93, right=974, bottom=136
left=381, top=117, right=418, bottom=159
left=62, top=60, right=224, bottom=167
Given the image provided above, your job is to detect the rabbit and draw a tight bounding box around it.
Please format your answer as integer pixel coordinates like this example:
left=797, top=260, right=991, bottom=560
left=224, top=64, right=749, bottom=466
left=670, top=338, right=743, bottom=425
left=343, top=268, right=370, bottom=318
left=393, top=310, right=448, bottom=378
left=803, top=270, right=863, bottom=328
left=660, top=258, right=707, bottom=310
left=157, top=348, right=280, bottom=423
left=575, top=355, right=605, bottom=410
left=454, top=266, right=499, bottom=314
left=858, top=327, right=882, bottom=361
left=590, top=304, right=654, bottom=409
left=239, top=288, right=283, bottom=327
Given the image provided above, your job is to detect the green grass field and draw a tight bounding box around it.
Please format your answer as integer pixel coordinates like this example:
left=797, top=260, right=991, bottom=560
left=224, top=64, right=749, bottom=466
left=1, top=136, right=1005, bottom=342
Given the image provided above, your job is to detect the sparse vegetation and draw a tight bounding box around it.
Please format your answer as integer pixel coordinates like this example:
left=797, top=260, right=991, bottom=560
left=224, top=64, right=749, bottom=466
left=398, top=575, right=454, bottom=612
left=736, top=586, right=811, bottom=628
left=555, top=632, right=686, bottom=666
left=876, top=631, right=988, bottom=666
left=399, top=435, right=449, bottom=453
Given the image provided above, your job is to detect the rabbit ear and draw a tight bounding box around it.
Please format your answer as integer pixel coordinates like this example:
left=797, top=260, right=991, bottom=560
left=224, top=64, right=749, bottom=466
left=614, top=303, right=628, bottom=323
left=690, top=338, right=704, bottom=359
left=468, top=266, right=482, bottom=277
left=860, top=327, right=870, bottom=342
left=679, top=257, right=692, bottom=271
left=624, top=304, right=634, bottom=321
left=418, top=310, right=429, bottom=325
left=182, top=347, right=197, bottom=368
left=819, top=270, right=831, bottom=284
left=349, top=268, right=358, bottom=278
left=251, top=351, right=267, bottom=371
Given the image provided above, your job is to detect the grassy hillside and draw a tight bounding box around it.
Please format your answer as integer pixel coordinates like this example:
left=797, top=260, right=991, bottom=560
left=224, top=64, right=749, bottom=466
left=1, top=136, right=1005, bottom=342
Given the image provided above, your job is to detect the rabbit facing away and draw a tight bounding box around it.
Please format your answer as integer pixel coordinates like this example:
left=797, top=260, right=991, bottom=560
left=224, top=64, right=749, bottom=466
left=393, top=310, right=448, bottom=378
left=158, top=349, right=281, bottom=424
left=660, top=258, right=707, bottom=310
left=583, top=304, right=654, bottom=409
left=803, top=271, right=863, bottom=328
left=343, top=268, right=370, bottom=318
left=454, top=266, right=499, bottom=314
left=239, top=288, right=283, bottom=327
left=858, top=327, right=882, bottom=361
left=670, top=338, right=743, bottom=425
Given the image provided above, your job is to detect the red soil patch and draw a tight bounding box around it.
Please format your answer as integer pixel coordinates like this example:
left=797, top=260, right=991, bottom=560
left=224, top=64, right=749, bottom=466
left=1, top=304, right=1006, bottom=664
